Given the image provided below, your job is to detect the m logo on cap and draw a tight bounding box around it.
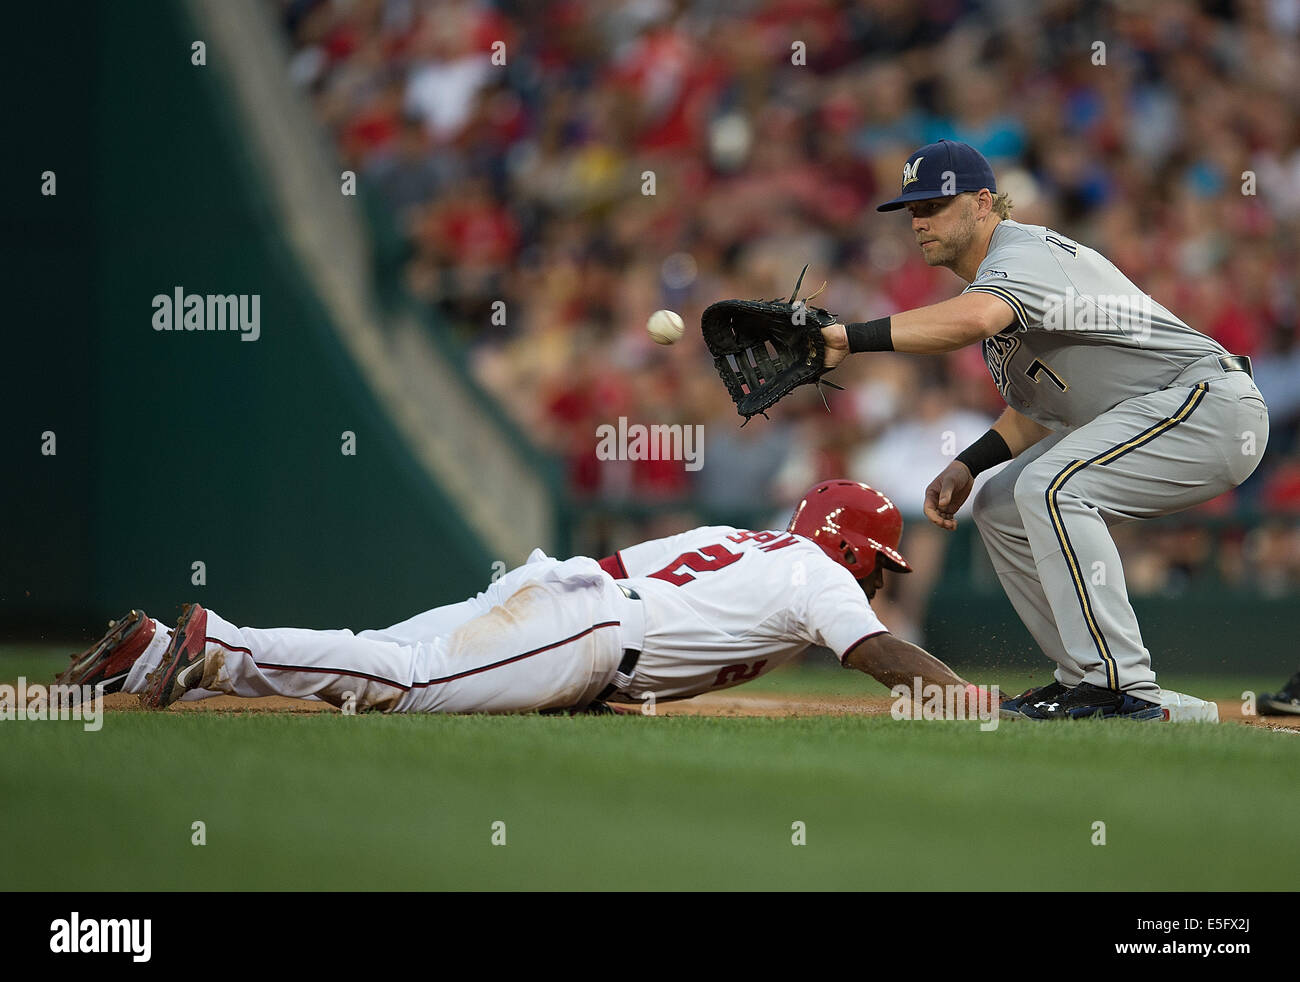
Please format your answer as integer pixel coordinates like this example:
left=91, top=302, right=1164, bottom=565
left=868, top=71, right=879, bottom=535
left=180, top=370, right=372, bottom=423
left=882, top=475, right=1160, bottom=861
left=901, top=156, right=924, bottom=189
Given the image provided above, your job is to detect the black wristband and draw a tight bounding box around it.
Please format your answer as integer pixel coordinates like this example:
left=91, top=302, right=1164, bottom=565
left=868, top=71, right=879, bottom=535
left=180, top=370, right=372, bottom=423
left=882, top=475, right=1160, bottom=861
left=845, top=317, right=893, bottom=352
left=955, top=429, right=1012, bottom=477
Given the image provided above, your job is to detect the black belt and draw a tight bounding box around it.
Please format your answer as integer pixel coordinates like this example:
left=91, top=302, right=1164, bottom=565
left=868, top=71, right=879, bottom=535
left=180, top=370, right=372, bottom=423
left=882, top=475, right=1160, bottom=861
left=594, top=648, right=641, bottom=704
left=1219, top=355, right=1252, bottom=378
left=595, top=583, right=641, bottom=702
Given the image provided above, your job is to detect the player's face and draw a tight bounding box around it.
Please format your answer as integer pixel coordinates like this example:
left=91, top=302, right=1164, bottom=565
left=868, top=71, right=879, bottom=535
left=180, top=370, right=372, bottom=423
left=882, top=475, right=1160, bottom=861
left=862, top=564, right=886, bottom=600
left=907, top=195, right=978, bottom=268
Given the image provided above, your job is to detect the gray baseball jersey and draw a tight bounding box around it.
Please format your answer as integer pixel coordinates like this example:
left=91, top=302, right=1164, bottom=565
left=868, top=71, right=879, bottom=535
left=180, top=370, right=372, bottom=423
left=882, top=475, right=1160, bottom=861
left=951, top=218, right=1268, bottom=710
left=964, top=220, right=1229, bottom=431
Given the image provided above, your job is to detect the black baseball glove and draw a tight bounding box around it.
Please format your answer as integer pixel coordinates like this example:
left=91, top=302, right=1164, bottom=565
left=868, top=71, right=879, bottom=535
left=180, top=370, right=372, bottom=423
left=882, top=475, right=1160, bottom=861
left=701, top=265, right=844, bottom=423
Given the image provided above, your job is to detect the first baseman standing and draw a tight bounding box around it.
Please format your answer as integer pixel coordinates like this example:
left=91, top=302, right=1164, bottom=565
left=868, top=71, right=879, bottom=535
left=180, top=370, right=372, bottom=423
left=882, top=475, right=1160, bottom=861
left=823, top=139, right=1270, bottom=720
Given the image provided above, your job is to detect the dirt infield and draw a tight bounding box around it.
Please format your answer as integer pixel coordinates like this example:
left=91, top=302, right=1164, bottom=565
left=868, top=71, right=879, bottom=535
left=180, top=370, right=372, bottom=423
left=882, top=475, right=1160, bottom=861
left=78, top=690, right=1300, bottom=729
left=640, top=693, right=1300, bottom=729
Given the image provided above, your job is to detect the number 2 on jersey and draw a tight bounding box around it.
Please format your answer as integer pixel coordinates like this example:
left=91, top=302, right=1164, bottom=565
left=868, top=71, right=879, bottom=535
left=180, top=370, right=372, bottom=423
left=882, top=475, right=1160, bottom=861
left=648, top=544, right=743, bottom=586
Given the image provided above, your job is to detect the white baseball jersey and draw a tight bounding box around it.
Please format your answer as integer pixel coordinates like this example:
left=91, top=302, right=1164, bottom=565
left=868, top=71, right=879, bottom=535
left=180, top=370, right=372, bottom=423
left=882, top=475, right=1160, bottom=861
left=607, top=525, right=887, bottom=701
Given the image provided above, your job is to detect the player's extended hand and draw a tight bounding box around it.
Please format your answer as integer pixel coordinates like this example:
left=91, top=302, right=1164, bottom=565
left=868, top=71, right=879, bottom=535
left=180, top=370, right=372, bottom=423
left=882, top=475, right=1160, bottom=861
left=924, top=461, right=974, bottom=530
left=821, top=323, right=849, bottom=371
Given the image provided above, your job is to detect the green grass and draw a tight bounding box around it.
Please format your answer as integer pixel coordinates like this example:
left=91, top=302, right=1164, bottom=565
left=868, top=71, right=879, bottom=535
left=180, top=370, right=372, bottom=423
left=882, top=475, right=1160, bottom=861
left=3, top=649, right=1297, bottom=890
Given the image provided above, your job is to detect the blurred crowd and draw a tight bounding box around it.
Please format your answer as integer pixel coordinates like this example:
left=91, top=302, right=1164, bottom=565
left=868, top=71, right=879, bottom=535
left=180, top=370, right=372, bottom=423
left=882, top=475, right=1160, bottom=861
left=276, top=0, right=1300, bottom=607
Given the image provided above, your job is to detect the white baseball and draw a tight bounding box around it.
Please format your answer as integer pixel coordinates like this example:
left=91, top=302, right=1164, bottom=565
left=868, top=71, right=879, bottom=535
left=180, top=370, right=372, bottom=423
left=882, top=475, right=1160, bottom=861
left=646, top=309, right=685, bottom=345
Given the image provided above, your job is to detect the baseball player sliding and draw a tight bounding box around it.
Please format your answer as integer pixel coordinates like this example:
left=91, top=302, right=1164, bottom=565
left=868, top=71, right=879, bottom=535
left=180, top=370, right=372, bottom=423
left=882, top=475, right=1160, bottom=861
left=820, top=140, right=1270, bottom=720
left=57, top=482, right=986, bottom=716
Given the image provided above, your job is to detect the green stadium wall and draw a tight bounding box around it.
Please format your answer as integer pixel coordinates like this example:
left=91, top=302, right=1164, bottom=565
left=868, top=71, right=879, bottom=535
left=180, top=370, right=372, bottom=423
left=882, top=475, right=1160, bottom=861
left=4, top=2, right=495, bottom=637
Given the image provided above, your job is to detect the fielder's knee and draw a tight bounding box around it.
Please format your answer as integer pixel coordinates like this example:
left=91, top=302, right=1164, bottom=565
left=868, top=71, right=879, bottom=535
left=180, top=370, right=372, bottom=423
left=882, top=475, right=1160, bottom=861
left=1013, top=459, right=1057, bottom=518
left=973, top=469, right=1022, bottom=535
left=971, top=480, right=998, bottom=532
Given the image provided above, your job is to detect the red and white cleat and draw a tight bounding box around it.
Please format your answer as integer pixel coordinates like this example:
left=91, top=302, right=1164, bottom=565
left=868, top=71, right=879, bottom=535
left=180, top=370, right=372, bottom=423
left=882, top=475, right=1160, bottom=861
left=140, top=604, right=211, bottom=710
left=55, top=609, right=157, bottom=696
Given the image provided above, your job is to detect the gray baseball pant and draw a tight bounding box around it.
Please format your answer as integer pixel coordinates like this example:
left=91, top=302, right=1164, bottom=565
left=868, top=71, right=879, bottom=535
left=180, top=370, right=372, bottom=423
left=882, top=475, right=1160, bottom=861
left=972, top=362, right=1269, bottom=701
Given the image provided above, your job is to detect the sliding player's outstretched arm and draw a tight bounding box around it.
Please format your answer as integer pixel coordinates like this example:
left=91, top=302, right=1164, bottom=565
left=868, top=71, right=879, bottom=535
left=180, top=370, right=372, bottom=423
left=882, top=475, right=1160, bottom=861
left=843, top=632, right=967, bottom=690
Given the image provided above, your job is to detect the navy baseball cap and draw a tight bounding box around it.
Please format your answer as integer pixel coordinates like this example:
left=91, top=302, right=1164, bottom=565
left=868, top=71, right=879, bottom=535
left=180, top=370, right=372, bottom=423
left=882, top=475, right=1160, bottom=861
left=875, top=139, right=997, bottom=212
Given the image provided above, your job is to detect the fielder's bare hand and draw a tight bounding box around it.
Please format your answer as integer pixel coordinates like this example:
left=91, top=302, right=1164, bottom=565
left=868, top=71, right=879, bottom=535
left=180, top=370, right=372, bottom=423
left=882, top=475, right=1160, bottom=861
left=821, top=323, right=849, bottom=371
left=924, top=461, right=974, bottom=530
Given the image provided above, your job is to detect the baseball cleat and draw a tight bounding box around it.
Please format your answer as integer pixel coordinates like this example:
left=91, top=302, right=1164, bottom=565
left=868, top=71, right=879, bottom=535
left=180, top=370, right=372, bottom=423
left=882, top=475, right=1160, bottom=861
left=1258, top=672, right=1300, bottom=716
left=1022, top=681, right=1164, bottom=720
left=999, top=680, right=1070, bottom=718
left=140, top=604, right=211, bottom=710
left=55, top=609, right=157, bottom=696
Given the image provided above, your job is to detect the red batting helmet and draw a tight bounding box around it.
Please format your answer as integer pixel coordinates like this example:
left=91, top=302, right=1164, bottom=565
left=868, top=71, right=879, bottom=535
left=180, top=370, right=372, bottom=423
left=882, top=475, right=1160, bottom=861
left=787, top=480, right=912, bottom=579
